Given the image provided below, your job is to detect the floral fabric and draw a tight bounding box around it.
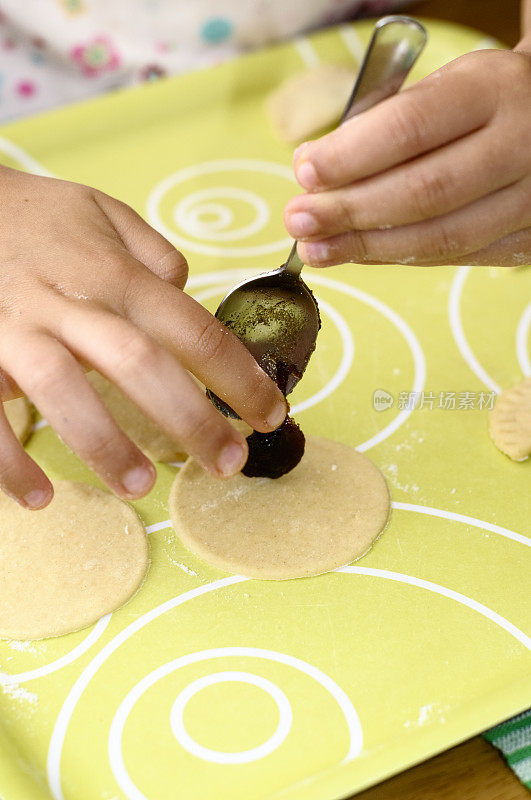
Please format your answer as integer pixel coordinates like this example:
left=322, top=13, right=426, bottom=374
left=0, top=0, right=403, bottom=122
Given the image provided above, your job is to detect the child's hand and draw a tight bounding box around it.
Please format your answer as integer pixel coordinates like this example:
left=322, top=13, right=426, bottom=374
left=0, top=167, right=287, bottom=509
left=284, top=48, right=531, bottom=268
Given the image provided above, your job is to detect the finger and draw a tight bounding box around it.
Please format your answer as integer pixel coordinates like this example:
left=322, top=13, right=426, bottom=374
left=0, top=403, right=53, bottom=509
left=293, top=54, right=495, bottom=192
left=286, top=127, right=524, bottom=237
left=94, top=190, right=189, bottom=289
left=297, top=178, right=531, bottom=267
left=1, top=332, right=157, bottom=500
left=95, top=254, right=287, bottom=432
left=53, top=304, right=250, bottom=478
left=440, top=228, right=531, bottom=267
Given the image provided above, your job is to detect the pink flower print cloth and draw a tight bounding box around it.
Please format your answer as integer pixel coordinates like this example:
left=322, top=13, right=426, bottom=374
left=0, top=0, right=405, bottom=122
left=70, top=35, right=121, bottom=77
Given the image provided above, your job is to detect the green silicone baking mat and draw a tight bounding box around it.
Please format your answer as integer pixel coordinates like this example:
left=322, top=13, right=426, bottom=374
left=0, top=18, right=529, bottom=800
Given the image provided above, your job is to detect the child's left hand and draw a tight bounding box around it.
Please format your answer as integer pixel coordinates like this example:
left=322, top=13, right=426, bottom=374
left=284, top=48, right=531, bottom=268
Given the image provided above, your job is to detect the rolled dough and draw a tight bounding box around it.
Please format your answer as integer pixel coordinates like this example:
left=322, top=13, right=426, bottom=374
left=87, top=371, right=187, bottom=462
left=0, top=481, right=149, bottom=640
left=169, top=436, right=390, bottom=580
left=267, top=64, right=354, bottom=143
left=4, top=397, right=32, bottom=444
left=489, top=376, right=531, bottom=461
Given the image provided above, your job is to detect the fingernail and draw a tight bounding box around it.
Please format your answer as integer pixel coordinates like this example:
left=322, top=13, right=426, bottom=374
left=122, top=464, right=154, bottom=495
left=217, top=441, right=246, bottom=477
left=288, top=211, right=317, bottom=238
left=267, top=401, right=287, bottom=430
left=293, top=141, right=309, bottom=163
left=303, top=240, right=330, bottom=263
left=24, top=488, right=51, bottom=509
left=296, top=160, right=318, bottom=190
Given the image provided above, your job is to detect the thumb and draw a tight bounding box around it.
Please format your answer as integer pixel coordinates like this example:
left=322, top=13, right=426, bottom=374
left=94, top=190, right=189, bottom=289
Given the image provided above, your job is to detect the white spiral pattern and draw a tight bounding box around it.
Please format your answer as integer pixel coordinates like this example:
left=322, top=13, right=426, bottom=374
left=173, top=187, right=270, bottom=242
left=146, top=159, right=295, bottom=257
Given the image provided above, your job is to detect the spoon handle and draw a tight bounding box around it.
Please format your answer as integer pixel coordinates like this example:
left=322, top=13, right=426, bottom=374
left=283, top=14, right=427, bottom=278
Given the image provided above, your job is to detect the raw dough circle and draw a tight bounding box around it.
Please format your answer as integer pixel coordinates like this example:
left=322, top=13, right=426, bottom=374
left=87, top=371, right=186, bottom=462
left=4, top=397, right=32, bottom=444
left=169, top=436, right=390, bottom=580
left=489, top=376, right=531, bottom=461
left=0, top=481, right=149, bottom=640
left=267, top=64, right=354, bottom=144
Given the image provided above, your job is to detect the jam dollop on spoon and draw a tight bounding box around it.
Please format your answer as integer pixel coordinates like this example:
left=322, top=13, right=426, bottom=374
left=208, top=16, right=427, bottom=479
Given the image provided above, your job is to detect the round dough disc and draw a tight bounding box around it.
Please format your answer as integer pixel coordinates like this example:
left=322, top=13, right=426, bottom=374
left=4, top=397, right=32, bottom=444
left=87, top=371, right=186, bottom=462
left=170, top=436, right=390, bottom=580
left=0, top=481, right=149, bottom=640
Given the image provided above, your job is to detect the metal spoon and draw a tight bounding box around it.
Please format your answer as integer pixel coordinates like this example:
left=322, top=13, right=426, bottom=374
left=209, top=16, right=427, bottom=416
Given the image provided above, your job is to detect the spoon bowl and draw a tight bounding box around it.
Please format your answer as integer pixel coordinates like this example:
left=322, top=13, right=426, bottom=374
left=207, top=260, right=320, bottom=416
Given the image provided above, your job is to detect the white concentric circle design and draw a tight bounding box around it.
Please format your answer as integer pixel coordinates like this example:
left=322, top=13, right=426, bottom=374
left=516, top=302, right=531, bottom=377
left=192, top=284, right=354, bottom=417
left=450, top=267, right=531, bottom=391
left=337, top=567, right=531, bottom=650
left=182, top=201, right=233, bottom=233
left=391, top=502, right=530, bottom=548
left=0, top=615, right=110, bottom=686
left=448, top=267, right=508, bottom=394
left=47, top=579, right=362, bottom=800
left=170, top=671, right=292, bottom=764
left=108, top=648, right=358, bottom=800
left=47, top=561, right=531, bottom=800
left=449, top=266, right=501, bottom=394
left=174, top=187, right=270, bottom=241
left=188, top=269, right=426, bottom=450
left=146, top=159, right=295, bottom=257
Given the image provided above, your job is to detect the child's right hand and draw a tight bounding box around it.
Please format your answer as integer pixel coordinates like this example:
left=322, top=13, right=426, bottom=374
left=0, top=166, right=287, bottom=510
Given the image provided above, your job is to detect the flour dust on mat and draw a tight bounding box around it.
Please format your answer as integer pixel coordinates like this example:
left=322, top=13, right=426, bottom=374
left=169, top=436, right=390, bottom=580
left=0, top=481, right=149, bottom=640
left=489, top=376, right=531, bottom=461
left=87, top=371, right=187, bottom=462
left=3, top=397, right=32, bottom=444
